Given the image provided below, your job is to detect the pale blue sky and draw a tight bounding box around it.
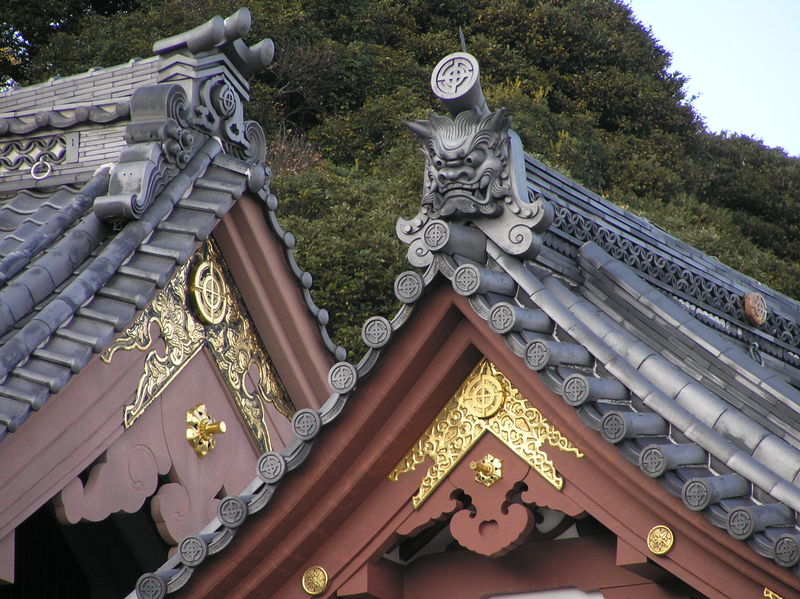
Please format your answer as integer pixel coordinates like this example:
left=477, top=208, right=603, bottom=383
left=624, top=0, right=800, bottom=157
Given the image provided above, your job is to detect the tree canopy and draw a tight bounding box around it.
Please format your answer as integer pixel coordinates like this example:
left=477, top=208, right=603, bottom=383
left=4, top=0, right=799, bottom=356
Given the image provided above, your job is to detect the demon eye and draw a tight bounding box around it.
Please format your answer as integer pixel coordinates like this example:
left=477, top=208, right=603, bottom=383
left=465, top=148, right=486, bottom=167
left=433, top=157, right=444, bottom=169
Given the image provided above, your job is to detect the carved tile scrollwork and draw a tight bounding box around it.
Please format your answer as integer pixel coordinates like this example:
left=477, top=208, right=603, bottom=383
left=550, top=203, right=800, bottom=367
left=102, top=238, right=293, bottom=452
left=389, top=359, right=583, bottom=509
left=0, top=133, right=76, bottom=173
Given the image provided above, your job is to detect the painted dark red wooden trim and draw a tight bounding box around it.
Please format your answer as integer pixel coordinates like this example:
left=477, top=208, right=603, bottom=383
left=175, top=283, right=799, bottom=599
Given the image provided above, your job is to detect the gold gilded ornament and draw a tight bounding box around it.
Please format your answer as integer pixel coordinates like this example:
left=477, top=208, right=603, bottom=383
left=462, top=371, right=505, bottom=418
left=764, top=588, right=785, bottom=599
left=470, top=454, right=502, bottom=487
left=389, top=359, right=583, bottom=508
left=301, top=566, right=328, bottom=596
left=186, top=403, right=226, bottom=457
left=102, top=239, right=294, bottom=450
left=646, top=524, right=674, bottom=556
left=102, top=258, right=205, bottom=429
left=191, top=260, right=227, bottom=324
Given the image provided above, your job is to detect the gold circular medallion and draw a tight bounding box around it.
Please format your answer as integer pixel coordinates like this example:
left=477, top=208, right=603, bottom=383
left=647, top=524, right=674, bottom=556
left=191, top=261, right=227, bottom=324
left=463, top=375, right=505, bottom=418
left=301, top=565, right=328, bottom=596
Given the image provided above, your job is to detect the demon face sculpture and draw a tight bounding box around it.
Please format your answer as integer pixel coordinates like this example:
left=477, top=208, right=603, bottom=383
left=405, top=109, right=512, bottom=220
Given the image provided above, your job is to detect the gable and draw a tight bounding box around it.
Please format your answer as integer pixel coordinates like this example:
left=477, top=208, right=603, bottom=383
left=2, top=10, right=800, bottom=599
left=169, top=285, right=795, bottom=598
left=0, top=9, right=339, bottom=591
left=130, top=48, right=800, bottom=599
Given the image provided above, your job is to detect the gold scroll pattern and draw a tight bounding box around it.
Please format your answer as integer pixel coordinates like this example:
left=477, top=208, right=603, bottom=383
left=102, top=239, right=294, bottom=452
left=102, top=262, right=205, bottom=428
left=389, top=359, right=583, bottom=509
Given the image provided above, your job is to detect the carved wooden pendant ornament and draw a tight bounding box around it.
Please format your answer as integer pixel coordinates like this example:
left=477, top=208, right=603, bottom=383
left=389, top=359, right=583, bottom=509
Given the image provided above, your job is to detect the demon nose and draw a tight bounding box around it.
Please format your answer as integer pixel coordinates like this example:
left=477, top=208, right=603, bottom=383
left=439, top=166, right=472, bottom=182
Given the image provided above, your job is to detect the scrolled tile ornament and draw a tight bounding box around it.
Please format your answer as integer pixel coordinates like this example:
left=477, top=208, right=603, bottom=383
left=404, top=109, right=512, bottom=220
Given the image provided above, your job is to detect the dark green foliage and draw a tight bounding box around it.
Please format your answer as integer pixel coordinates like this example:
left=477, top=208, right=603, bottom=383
left=1, top=0, right=139, bottom=85
left=11, top=0, right=800, bottom=354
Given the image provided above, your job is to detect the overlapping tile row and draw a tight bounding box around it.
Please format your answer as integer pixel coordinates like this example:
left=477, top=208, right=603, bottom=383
left=0, top=143, right=251, bottom=443
left=398, top=215, right=800, bottom=577
left=529, top=155, right=800, bottom=376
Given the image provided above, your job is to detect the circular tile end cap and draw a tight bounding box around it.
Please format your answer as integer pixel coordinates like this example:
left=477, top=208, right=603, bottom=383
left=727, top=508, right=755, bottom=540
left=292, top=408, right=322, bottom=441
left=524, top=339, right=550, bottom=371
left=361, top=315, right=392, bottom=349
left=328, top=361, right=357, bottom=394
left=136, top=573, right=167, bottom=599
left=488, top=302, right=515, bottom=334
left=218, top=495, right=248, bottom=528
left=561, top=373, right=589, bottom=406
left=394, top=271, right=424, bottom=304
left=452, top=264, right=480, bottom=296
left=430, top=52, right=480, bottom=100
left=774, top=534, right=800, bottom=568
left=178, top=535, right=208, bottom=567
left=257, top=451, right=287, bottom=484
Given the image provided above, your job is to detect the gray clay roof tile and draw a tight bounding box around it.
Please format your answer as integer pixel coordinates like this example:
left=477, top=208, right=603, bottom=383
left=5, top=15, right=800, bottom=596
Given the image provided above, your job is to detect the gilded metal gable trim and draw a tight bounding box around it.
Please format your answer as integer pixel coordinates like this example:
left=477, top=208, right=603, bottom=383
left=102, top=238, right=293, bottom=452
left=389, top=359, right=583, bottom=508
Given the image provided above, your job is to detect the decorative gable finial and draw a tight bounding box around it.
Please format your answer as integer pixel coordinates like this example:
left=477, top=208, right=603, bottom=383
left=94, top=8, right=273, bottom=223
left=398, top=52, right=554, bottom=266
left=405, top=109, right=512, bottom=219
left=152, top=7, right=274, bottom=77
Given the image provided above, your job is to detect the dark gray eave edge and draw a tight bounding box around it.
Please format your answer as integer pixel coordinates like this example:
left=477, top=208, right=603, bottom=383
left=127, top=235, right=800, bottom=598
left=530, top=154, right=800, bottom=376
left=0, top=148, right=347, bottom=447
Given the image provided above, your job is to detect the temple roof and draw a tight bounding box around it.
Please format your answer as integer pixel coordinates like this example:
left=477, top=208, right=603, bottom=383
left=125, top=57, right=800, bottom=593
left=3, top=12, right=800, bottom=598
left=0, top=8, right=342, bottom=446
